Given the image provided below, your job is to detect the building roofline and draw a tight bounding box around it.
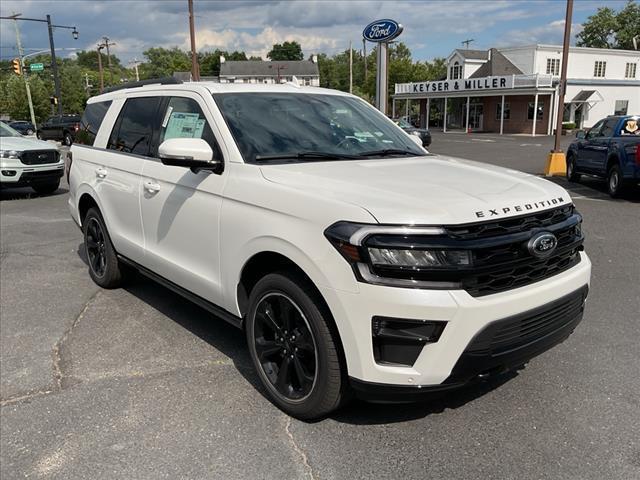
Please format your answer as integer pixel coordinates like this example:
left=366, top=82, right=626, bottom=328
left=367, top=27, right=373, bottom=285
left=497, top=44, right=640, bottom=56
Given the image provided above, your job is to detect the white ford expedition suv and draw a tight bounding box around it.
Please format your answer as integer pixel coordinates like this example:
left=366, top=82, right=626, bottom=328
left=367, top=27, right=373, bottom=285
left=69, top=78, right=591, bottom=420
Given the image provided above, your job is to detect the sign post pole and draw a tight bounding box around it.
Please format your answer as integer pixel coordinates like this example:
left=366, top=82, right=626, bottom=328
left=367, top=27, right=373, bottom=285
left=363, top=19, right=402, bottom=116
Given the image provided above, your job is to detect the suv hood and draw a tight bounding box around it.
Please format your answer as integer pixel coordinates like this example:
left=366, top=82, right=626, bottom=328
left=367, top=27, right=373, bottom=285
left=0, top=136, right=58, bottom=152
left=260, top=155, right=572, bottom=225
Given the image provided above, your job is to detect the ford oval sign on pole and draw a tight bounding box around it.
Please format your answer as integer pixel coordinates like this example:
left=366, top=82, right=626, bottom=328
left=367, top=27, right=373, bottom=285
left=362, top=19, right=403, bottom=43
left=363, top=19, right=403, bottom=115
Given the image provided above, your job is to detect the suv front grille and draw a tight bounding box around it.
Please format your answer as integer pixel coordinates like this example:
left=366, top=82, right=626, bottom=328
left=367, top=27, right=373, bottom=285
left=366, top=206, right=584, bottom=297
left=20, top=150, right=59, bottom=165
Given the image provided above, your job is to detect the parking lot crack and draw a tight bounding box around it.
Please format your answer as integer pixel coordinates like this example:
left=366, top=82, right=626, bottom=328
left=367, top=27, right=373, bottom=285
left=52, top=290, right=101, bottom=390
left=285, top=416, right=316, bottom=480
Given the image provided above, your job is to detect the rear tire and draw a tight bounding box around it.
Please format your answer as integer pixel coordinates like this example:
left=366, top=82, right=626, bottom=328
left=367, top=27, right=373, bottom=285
left=607, top=164, right=626, bottom=198
left=566, top=155, right=580, bottom=183
left=83, top=207, right=125, bottom=288
left=245, top=272, right=347, bottom=420
left=36, top=131, right=42, bottom=140
left=63, top=132, right=73, bottom=146
left=32, top=180, right=60, bottom=195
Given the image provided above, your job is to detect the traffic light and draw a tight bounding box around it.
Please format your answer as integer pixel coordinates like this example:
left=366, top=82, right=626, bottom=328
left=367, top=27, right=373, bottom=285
left=12, top=58, right=22, bottom=76
left=50, top=96, right=58, bottom=106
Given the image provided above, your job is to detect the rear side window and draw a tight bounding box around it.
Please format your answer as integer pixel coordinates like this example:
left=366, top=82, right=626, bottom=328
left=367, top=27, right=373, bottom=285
left=108, top=97, right=162, bottom=156
left=76, top=101, right=112, bottom=146
left=600, top=118, right=618, bottom=138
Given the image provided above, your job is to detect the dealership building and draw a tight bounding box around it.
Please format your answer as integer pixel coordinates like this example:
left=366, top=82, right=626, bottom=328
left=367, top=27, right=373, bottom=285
left=393, top=44, right=640, bottom=134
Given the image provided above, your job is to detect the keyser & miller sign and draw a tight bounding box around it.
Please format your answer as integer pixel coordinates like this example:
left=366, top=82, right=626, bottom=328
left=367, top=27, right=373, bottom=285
left=395, top=75, right=515, bottom=95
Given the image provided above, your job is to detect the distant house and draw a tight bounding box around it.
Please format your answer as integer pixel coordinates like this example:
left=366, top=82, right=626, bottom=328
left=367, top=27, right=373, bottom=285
left=219, top=56, right=320, bottom=86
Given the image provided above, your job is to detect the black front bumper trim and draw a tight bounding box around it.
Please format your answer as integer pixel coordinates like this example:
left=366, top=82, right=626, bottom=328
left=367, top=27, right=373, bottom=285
left=350, top=285, right=588, bottom=403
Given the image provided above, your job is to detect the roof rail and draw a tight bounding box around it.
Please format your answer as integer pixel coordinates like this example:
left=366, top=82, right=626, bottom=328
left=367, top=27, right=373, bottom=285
left=101, top=77, right=183, bottom=94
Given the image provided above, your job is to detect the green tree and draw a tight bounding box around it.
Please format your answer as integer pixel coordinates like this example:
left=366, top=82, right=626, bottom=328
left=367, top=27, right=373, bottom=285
left=267, top=41, right=304, bottom=61
left=139, top=47, right=191, bottom=79
left=576, top=0, right=640, bottom=49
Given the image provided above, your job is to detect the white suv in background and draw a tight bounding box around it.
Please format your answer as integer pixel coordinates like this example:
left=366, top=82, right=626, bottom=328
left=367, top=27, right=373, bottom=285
left=68, top=79, right=591, bottom=420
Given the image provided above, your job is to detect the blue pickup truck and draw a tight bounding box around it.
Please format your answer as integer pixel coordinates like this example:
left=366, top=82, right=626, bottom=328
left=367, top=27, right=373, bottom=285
left=567, top=115, right=640, bottom=197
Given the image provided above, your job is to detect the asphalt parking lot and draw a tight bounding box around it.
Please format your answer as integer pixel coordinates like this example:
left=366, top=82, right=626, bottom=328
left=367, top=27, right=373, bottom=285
left=1, top=137, right=639, bottom=480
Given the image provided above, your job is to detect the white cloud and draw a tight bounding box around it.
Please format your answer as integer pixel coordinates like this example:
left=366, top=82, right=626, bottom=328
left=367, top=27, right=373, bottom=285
left=499, top=19, right=584, bottom=47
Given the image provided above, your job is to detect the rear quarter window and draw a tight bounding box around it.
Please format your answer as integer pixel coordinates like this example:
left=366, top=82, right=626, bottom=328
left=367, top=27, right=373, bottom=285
left=76, top=101, right=112, bottom=146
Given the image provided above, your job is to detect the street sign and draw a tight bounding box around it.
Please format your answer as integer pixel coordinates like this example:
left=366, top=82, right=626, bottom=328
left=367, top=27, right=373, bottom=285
left=30, top=63, right=44, bottom=72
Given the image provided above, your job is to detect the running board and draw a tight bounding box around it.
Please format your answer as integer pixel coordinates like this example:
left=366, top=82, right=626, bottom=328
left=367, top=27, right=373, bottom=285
left=117, top=255, right=243, bottom=329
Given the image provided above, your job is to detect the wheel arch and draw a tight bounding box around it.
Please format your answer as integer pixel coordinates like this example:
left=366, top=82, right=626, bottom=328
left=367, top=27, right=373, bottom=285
left=236, top=249, right=349, bottom=376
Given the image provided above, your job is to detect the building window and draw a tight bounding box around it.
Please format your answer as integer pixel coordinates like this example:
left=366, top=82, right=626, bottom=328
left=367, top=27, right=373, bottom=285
left=546, top=58, right=560, bottom=76
left=625, top=62, right=637, bottom=79
left=527, top=102, right=544, bottom=121
left=614, top=100, right=628, bottom=115
left=593, top=61, right=606, bottom=77
left=496, top=102, right=510, bottom=120
left=450, top=61, right=462, bottom=80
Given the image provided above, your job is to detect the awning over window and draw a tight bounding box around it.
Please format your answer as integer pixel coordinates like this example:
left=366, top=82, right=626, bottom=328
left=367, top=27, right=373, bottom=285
left=570, top=90, right=601, bottom=103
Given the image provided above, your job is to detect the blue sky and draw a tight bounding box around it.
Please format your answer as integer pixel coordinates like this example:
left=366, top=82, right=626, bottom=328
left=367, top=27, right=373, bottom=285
left=0, top=0, right=632, bottom=63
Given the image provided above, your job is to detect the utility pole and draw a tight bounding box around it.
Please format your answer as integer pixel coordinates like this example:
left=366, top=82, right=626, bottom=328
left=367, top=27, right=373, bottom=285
left=129, top=58, right=140, bottom=81
left=546, top=0, right=574, bottom=176
left=349, top=41, right=353, bottom=93
left=97, top=44, right=105, bottom=93
left=101, top=36, right=116, bottom=85
left=12, top=16, right=37, bottom=129
left=363, top=38, right=367, bottom=83
left=188, top=0, right=200, bottom=81
left=45, top=15, right=63, bottom=115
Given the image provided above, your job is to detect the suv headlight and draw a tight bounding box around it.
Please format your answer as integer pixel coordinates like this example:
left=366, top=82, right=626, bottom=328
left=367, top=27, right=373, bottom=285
left=324, top=221, right=471, bottom=289
left=0, top=150, right=21, bottom=159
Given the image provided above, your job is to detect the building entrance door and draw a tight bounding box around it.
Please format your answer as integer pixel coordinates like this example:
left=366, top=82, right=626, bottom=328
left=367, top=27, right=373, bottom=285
left=469, top=104, right=484, bottom=130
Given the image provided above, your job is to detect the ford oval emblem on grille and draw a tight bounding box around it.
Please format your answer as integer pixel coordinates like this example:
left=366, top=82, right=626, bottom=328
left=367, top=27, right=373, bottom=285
left=527, top=232, right=558, bottom=258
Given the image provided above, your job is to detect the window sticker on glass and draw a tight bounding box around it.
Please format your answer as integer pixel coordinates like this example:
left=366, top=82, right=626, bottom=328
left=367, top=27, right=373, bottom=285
left=164, top=112, right=205, bottom=139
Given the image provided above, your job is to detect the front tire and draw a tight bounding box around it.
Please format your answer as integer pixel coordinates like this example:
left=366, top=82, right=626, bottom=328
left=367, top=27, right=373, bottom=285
left=246, top=272, right=347, bottom=420
left=83, top=207, right=125, bottom=288
left=32, top=180, right=60, bottom=195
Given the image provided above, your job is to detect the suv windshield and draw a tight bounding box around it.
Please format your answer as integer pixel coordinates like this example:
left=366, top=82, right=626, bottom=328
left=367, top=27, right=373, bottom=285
left=213, top=93, right=426, bottom=163
left=0, top=122, right=22, bottom=138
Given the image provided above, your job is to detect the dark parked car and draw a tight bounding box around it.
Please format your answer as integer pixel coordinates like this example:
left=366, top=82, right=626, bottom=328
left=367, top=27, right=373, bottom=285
left=394, top=118, right=431, bottom=147
left=8, top=121, right=36, bottom=136
left=36, top=114, right=81, bottom=146
left=567, top=115, right=640, bottom=197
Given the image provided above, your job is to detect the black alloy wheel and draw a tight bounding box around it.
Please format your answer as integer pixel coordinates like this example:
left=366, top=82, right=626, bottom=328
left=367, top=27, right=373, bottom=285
left=246, top=273, right=347, bottom=420
left=607, top=164, right=625, bottom=198
left=253, top=292, right=318, bottom=402
left=85, top=216, right=107, bottom=278
left=83, top=207, right=125, bottom=288
left=64, top=133, right=73, bottom=146
left=566, top=155, right=580, bottom=183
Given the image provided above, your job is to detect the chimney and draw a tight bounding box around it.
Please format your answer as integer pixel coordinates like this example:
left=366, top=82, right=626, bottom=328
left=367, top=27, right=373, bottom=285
left=312, top=54, right=318, bottom=63
left=488, top=49, right=492, bottom=61
left=220, top=55, right=226, bottom=63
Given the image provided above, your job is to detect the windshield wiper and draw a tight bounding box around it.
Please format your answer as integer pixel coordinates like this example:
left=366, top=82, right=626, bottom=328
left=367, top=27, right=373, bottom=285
left=254, top=151, right=359, bottom=161
left=355, top=149, right=421, bottom=158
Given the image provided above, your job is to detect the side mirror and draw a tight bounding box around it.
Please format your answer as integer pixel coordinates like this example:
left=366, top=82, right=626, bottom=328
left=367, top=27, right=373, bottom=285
left=575, top=130, right=586, bottom=140
left=408, top=134, right=424, bottom=148
left=158, top=138, right=220, bottom=173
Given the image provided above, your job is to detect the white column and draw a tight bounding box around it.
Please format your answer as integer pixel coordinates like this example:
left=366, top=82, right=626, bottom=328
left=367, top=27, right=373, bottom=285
left=500, top=94, right=505, bottom=135
left=443, top=97, right=448, bottom=133
left=465, top=96, right=470, bottom=132
left=532, top=93, right=538, bottom=136
left=547, top=93, right=553, bottom=135
left=426, top=98, right=430, bottom=129
left=392, top=98, right=396, bottom=118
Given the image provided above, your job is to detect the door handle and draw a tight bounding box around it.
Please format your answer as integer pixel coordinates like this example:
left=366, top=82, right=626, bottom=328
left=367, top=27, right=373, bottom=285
left=143, top=180, right=160, bottom=194
left=95, top=167, right=108, bottom=178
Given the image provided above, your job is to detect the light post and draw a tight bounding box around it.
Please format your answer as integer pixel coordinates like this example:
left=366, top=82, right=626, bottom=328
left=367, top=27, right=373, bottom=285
left=268, top=64, right=287, bottom=83
left=0, top=13, right=79, bottom=115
